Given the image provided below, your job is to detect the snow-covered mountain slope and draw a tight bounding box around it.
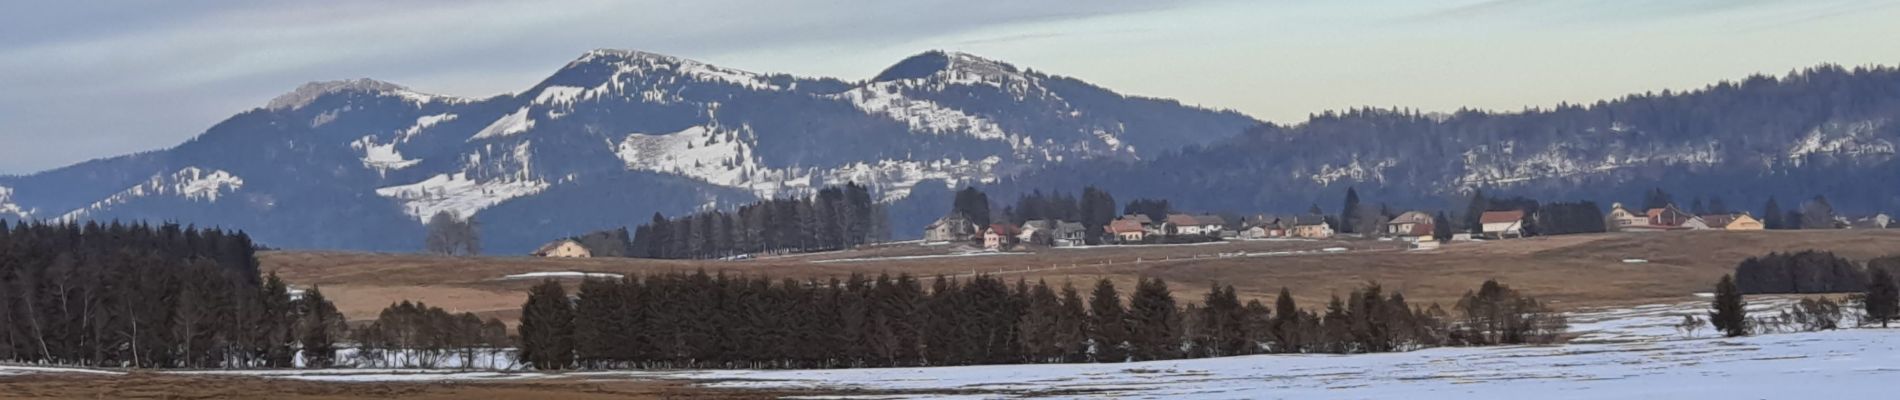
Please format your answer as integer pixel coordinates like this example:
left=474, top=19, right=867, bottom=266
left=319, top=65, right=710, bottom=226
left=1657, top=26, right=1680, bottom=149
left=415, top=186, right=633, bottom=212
left=3, top=49, right=1257, bottom=252
left=0, top=186, right=29, bottom=219
left=58, top=167, right=244, bottom=222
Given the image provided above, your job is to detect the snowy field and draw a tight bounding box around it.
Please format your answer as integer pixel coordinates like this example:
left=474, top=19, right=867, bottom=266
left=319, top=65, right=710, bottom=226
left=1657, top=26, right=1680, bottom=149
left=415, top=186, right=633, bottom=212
left=5, top=296, right=1894, bottom=398
left=561, top=297, right=1896, bottom=398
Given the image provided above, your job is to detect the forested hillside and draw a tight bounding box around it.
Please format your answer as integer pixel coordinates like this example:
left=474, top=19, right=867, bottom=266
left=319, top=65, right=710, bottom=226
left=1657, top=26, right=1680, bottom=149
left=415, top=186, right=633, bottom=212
left=992, top=65, right=1900, bottom=216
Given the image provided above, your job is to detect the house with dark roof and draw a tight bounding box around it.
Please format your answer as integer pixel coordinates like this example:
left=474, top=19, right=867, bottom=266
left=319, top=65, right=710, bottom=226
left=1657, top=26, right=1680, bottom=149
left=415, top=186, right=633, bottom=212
left=924, top=213, right=980, bottom=243
left=1387, top=211, right=1435, bottom=239
left=1053, top=221, right=1087, bottom=247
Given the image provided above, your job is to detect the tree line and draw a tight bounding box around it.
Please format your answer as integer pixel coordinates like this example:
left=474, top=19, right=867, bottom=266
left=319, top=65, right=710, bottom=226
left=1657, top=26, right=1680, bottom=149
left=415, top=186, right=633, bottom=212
left=629, top=183, right=889, bottom=259
left=0, top=221, right=340, bottom=368
left=961, top=186, right=1119, bottom=245
left=1731, top=251, right=1900, bottom=294
left=349, top=300, right=512, bottom=369
left=514, top=272, right=1566, bottom=370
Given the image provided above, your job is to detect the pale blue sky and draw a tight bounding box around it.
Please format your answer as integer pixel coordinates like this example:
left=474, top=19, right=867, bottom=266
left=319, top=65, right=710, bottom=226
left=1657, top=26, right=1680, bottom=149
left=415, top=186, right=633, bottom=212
left=3, top=0, right=1898, bottom=174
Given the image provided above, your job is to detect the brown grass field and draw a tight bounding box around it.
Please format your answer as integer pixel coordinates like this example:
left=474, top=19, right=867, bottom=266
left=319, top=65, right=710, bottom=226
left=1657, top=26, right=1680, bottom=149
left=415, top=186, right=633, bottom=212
left=264, top=229, right=1900, bottom=326
left=0, top=371, right=876, bottom=399
left=13, top=229, right=1899, bottom=399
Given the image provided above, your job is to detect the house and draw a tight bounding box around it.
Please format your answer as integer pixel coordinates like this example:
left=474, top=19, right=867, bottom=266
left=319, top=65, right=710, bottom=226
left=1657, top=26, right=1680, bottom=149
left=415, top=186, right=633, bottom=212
left=924, top=213, right=980, bottom=243
left=1053, top=221, right=1088, bottom=247
left=1647, top=204, right=1698, bottom=228
left=1700, top=213, right=1765, bottom=231
left=1724, top=213, right=1765, bottom=230
left=1386, top=211, right=1435, bottom=239
left=1480, top=210, right=1524, bottom=239
left=1108, top=217, right=1149, bottom=242
left=1164, top=214, right=1226, bottom=236
left=1608, top=203, right=1692, bottom=232
left=1018, top=220, right=1055, bottom=245
left=533, top=239, right=592, bottom=258
left=1242, top=225, right=1272, bottom=239
left=984, top=224, right=1021, bottom=250
left=1605, top=203, right=1646, bottom=230
left=1290, top=215, right=1333, bottom=238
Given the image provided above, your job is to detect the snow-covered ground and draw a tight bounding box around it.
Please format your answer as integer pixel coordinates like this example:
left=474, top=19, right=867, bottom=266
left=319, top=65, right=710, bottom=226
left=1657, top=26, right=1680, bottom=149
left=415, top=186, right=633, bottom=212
left=7, top=297, right=1894, bottom=399
left=599, top=297, right=1898, bottom=399
left=496, top=271, right=625, bottom=280
left=811, top=250, right=1027, bottom=264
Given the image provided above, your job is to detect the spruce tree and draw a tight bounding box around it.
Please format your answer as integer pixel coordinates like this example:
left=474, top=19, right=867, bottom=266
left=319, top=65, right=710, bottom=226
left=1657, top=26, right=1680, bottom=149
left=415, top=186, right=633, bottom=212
left=1432, top=211, right=1454, bottom=244
left=1272, top=287, right=1300, bottom=353
left=1127, top=278, right=1179, bottom=361
left=1710, top=275, right=1748, bottom=337
left=519, top=280, right=575, bottom=370
left=1087, top=278, right=1128, bottom=362
left=1053, top=282, right=1090, bottom=362
left=1340, top=187, right=1361, bottom=234
left=1763, top=197, right=1783, bottom=230
left=1865, top=268, right=1899, bottom=328
left=297, top=286, right=341, bottom=368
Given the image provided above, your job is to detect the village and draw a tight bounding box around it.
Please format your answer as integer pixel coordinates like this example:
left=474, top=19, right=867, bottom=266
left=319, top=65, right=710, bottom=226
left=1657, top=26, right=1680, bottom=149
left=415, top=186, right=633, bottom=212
left=530, top=192, right=1896, bottom=260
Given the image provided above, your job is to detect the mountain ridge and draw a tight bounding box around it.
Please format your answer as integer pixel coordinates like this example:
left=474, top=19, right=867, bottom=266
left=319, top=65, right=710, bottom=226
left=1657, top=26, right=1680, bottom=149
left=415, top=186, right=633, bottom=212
left=0, top=49, right=1261, bottom=252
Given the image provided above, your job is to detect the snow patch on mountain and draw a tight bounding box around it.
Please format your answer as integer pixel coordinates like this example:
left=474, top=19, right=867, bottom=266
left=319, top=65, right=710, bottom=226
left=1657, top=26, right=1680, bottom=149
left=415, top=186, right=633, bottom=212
left=0, top=186, right=29, bottom=219
left=613, top=122, right=1012, bottom=201
left=267, top=79, right=464, bottom=111
left=60, top=167, right=244, bottom=221
left=1787, top=120, right=1893, bottom=166
left=471, top=107, right=534, bottom=140
left=1456, top=143, right=1724, bottom=187
left=351, top=135, right=421, bottom=173
left=401, top=113, right=458, bottom=140
left=534, top=85, right=587, bottom=107
left=615, top=124, right=768, bottom=188
left=835, top=84, right=1016, bottom=145
left=820, top=157, right=1002, bottom=202
left=1306, top=158, right=1397, bottom=186
left=578, top=49, right=783, bottom=92
left=375, top=172, right=549, bottom=221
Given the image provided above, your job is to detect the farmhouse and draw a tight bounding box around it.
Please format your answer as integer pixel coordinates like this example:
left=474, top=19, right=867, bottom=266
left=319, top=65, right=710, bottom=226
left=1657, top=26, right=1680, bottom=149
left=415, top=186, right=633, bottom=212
left=1108, top=217, right=1148, bottom=242
left=924, top=213, right=980, bottom=243
left=1165, top=214, right=1225, bottom=236
left=1053, top=221, right=1087, bottom=247
left=1018, top=220, right=1055, bottom=245
left=1386, top=211, right=1434, bottom=239
left=1646, top=204, right=1699, bottom=228
left=1700, top=213, right=1764, bottom=231
left=1606, top=203, right=1645, bottom=229
left=1290, top=215, right=1333, bottom=238
left=532, top=239, right=592, bottom=258
left=984, top=224, right=1021, bottom=250
left=1480, top=210, right=1525, bottom=239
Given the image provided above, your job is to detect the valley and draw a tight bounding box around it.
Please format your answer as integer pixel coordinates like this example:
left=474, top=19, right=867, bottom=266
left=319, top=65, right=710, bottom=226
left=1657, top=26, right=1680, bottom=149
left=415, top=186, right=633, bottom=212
left=264, top=229, right=1900, bottom=327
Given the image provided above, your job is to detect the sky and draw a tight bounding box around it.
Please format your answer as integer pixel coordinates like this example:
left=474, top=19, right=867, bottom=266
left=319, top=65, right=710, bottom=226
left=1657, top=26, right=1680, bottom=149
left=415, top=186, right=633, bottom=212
left=3, top=0, right=1899, bottom=174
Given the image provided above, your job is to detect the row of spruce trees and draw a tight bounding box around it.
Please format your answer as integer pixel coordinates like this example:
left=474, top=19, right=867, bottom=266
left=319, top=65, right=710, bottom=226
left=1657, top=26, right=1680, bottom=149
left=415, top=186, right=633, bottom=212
left=0, top=221, right=344, bottom=368
left=514, top=272, right=1566, bottom=370
left=629, top=183, right=889, bottom=259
